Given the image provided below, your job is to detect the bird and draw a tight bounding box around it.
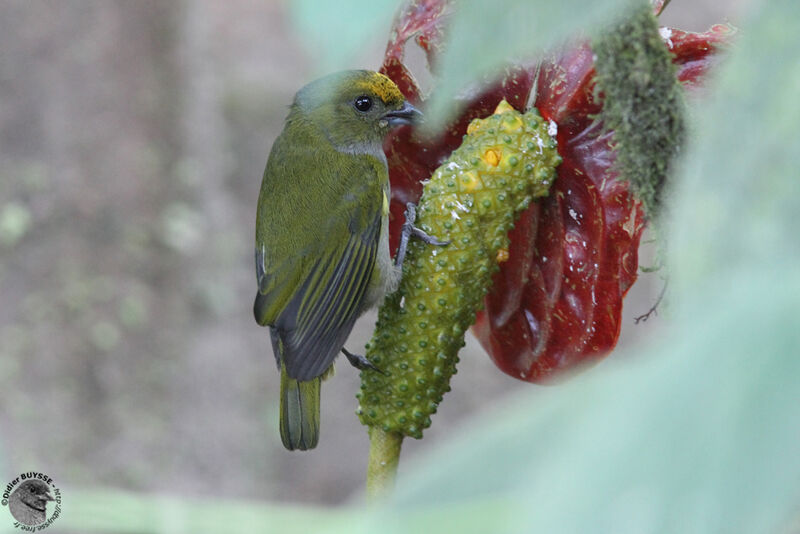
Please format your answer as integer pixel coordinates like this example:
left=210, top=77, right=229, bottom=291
left=253, top=70, right=443, bottom=450
left=8, top=479, right=54, bottom=526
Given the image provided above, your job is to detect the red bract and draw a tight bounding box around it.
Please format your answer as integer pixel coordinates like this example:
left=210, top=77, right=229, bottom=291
left=381, top=1, right=733, bottom=382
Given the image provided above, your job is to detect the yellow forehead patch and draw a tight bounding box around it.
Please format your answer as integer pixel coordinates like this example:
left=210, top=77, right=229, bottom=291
left=354, top=73, right=405, bottom=106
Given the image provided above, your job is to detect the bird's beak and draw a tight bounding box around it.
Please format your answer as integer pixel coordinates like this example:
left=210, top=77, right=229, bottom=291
left=44, top=491, right=54, bottom=502
left=382, top=101, right=423, bottom=127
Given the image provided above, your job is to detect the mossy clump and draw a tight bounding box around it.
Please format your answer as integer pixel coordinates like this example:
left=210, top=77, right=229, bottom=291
left=593, top=2, right=686, bottom=219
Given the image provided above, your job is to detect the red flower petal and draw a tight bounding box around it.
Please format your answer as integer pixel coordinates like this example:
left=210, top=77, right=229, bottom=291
left=381, top=1, right=732, bottom=382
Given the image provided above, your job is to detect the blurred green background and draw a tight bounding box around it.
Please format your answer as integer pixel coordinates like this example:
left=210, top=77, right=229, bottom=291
left=4, top=1, right=797, bottom=533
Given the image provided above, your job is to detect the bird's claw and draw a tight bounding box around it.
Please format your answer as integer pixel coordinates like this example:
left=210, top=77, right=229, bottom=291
left=395, top=202, right=450, bottom=267
left=342, top=347, right=385, bottom=374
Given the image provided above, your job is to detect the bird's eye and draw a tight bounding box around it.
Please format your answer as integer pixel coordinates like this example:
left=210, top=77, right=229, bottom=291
left=29, top=487, right=36, bottom=493
left=354, top=95, right=373, bottom=113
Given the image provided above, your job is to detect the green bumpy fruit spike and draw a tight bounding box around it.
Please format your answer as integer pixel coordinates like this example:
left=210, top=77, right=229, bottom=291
left=357, top=100, right=562, bottom=439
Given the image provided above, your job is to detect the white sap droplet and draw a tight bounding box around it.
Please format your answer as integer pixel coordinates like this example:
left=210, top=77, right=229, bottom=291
left=452, top=200, right=469, bottom=220
left=548, top=120, right=558, bottom=137
left=659, top=27, right=674, bottom=48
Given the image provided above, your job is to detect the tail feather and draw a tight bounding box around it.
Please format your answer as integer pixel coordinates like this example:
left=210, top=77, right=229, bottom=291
left=279, top=364, right=320, bottom=450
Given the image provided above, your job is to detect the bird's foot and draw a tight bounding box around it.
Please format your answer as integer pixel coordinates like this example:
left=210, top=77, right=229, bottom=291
left=395, top=202, right=450, bottom=267
left=342, top=347, right=385, bottom=374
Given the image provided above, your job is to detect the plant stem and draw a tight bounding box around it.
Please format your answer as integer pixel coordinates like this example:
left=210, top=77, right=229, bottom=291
left=366, top=427, right=403, bottom=499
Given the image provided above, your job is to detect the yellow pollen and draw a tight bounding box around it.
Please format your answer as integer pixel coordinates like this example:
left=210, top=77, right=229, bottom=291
left=496, top=248, right=510, bottom=263
left=466, top=118, right=482, bottom=135
left=493, top=99, right=515, bottom=115
left=483, top=148, right=501, bottom=167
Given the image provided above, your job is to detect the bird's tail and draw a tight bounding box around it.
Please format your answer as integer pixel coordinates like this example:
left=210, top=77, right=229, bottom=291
left=279, top=363, right=320, bottom=451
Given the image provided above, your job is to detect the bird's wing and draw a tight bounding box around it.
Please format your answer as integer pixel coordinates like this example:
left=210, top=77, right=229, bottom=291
left=253, top=140, right=386, bottom=381
left=256, top=205, right=381, bottom=381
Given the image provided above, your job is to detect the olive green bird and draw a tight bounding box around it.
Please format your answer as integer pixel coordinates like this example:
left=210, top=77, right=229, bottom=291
left=254, top=70, right=444, bottom=450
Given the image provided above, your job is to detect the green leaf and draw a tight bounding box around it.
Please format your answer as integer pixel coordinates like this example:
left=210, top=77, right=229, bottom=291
left=669, top=0, right=800, bottom=299
left=424, top=0, right=639, bottom=127
left=288, top=0, right=400, bottom=74
left=362, top=275, right=800, bottom=534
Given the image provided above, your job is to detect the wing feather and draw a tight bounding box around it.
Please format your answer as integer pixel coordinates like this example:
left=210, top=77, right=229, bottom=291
left=276, top=210, right=381, bottom=381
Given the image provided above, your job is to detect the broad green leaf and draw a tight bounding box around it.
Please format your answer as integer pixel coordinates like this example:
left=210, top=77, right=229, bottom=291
left=669, top=0, right=800, bottom=299
left=288, top=0, right=400, bottom=74
left=424, top=0, right=639, bottom=127
left=360, top=275, right=800, bottom=534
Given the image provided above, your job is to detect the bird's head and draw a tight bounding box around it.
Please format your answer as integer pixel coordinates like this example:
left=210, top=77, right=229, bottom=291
left=293, top=70, right=421, bottom=154
left=11, top=480, right=54, bottom=512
